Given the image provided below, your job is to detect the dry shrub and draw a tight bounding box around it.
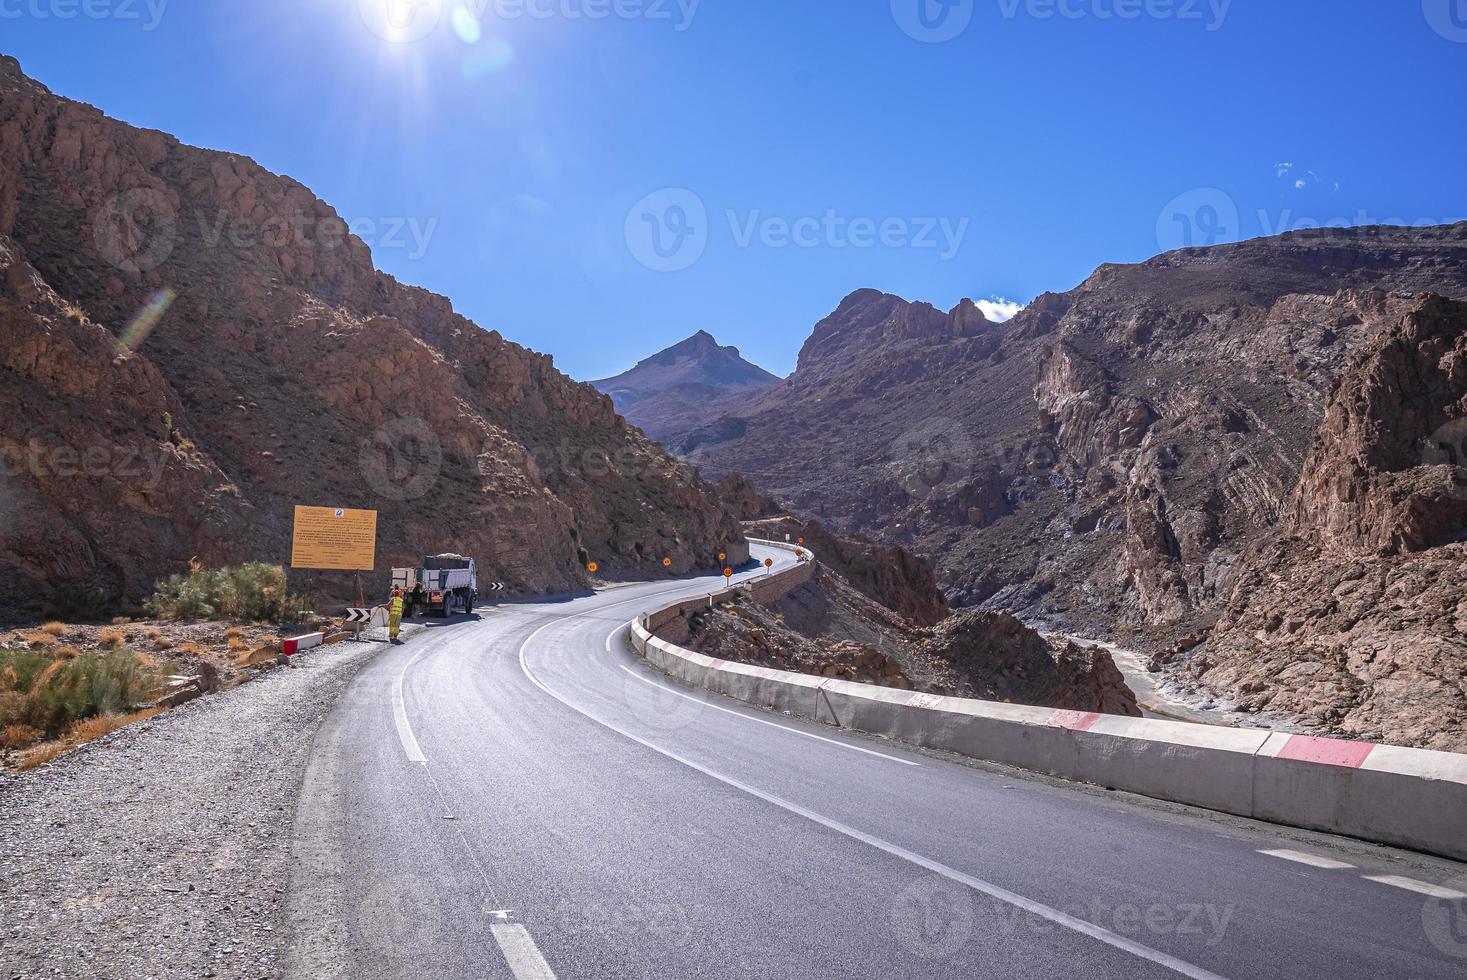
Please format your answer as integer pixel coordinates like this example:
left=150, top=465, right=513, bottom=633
left=97, top=629, right=125, bottom=649
left=226, top=636, right=249, bottom=653
left=15, top=741, right=67, bottom=771
left=153, top=637, right=174, bottom=652
left=70, top=708, right=164, bottom=744
left=176, top=641, right=204, bottom=655
left=110, top=617, right=132, bottom=626
left=143, top=626, right=163, bottom=640
left=134, top=650, right=163, bottom=671
left=22, top=632, right=57, bottom=649
left=2, top=724, right=42, bottom=749
left=54, top=646, right=82, bottom=660
left=39, top=622, right=68, bottom=637
left=234, top=646, right=279, bottom=669
left=224, top=626, right=244, bottom=641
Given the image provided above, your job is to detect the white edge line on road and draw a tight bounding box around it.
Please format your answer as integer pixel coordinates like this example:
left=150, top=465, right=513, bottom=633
left=518, top=625, right=1231, bottom=980
left=1363, top=875, right=1467, bottom=900
left=393, top=646, right=428, bottom=764
left=1257, top=849, right=1355, bottom=870
left=615, top=657, right=919, bottom=767
left=491, top=923, right=558, bottom=980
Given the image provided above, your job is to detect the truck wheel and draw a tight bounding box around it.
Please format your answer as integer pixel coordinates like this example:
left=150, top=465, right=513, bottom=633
left=438, top=595, right=451, bottom=618
left=464, top=591, right=474, bottom=614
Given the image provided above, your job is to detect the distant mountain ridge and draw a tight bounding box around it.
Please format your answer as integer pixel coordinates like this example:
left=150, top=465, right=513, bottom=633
left=592, top=330, right=779, bottom=441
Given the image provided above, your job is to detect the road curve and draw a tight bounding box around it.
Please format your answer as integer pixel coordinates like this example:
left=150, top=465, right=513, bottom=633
left=284, top=545, right=1467, bottom=980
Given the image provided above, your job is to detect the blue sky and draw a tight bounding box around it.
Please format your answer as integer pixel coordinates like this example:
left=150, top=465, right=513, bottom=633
left=4, top=1, right=1466, bottom=379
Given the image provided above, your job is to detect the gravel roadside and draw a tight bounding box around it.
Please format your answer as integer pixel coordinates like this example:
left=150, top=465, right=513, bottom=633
left=0, top=628, right=418, bottom=980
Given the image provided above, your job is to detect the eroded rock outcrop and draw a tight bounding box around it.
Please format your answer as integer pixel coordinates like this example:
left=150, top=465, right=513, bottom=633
left=1169, top=297, right=1467, bottom=751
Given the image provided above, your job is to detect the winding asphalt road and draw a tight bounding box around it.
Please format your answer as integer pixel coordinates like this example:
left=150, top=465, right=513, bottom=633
left=284, top=545, right=1467, bottom=980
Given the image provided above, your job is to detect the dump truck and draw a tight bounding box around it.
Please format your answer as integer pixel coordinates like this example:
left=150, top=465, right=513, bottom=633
left=391, top=554, right=478, bottom=618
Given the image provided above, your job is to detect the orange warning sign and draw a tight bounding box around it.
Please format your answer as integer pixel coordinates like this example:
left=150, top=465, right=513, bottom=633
left=290, top=506, right=377, bottom=571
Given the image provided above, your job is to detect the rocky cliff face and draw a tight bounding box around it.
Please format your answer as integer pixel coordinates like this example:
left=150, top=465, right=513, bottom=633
left=592, top=330, right=778, bottom=443
left=1165, top=297, right=1467, bottom=751
left=651, top=224, right=1467, bottom=747
left=0, top=57, right=745, bottom=615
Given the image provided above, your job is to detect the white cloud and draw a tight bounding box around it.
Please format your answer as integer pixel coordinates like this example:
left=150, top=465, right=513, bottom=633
left=1275, top=162, right=1294, bottom=177
left=977, top=297, right=1023, bottom=323
left=1295, top=179, right=1307, bottom=189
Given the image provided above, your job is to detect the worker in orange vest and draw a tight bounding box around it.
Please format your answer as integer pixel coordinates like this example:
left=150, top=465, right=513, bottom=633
left=389, top=586, right=405, bottom=644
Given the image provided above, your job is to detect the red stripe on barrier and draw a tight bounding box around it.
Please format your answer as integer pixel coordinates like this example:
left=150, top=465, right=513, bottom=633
left=1275, top=735, right=1376, bottom=768
left=708, top=659, right=725, bottom=670
left=1048, top=710, right=1103, bottom=732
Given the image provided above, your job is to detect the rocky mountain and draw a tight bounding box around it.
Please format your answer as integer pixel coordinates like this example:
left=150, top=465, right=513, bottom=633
left=661, top=523, right=1138, bottom=716
left=0, top=55, right=746, bottom=617
left=592, top=330, right=778, bottom=442
left=654, top=224, right=1467, bottom=749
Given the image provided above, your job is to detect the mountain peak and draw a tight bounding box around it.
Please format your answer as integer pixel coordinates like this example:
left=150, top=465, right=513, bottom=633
left=592, top=332, right=781, bottom=439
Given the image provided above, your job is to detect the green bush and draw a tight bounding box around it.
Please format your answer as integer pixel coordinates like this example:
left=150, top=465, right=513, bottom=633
left=0, top=649, right=164, bottom=739
left=147, top=563, right=304, bottom=624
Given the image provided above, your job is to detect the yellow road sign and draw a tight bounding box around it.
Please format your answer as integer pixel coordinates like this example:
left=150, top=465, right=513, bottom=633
left=291, top=506, right=378, bottom=571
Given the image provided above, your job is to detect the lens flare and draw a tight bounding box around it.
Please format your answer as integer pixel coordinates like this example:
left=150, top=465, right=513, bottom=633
left=117, top=288, right=176, bottom=354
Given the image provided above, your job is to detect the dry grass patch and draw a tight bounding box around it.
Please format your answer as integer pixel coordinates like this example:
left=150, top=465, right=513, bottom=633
left=111, top=616, right=132, bottom=626
left=226, top=635, right=249, bottom=653
left=153, top=637, right=174, bottom=652
left=70, top=708, right=164, bottom=743
left=39, top=622, right=68, bottom=637
left=2, top=723, right=42, bottom=749
left=15, top=741, right=67, bottom=771
left=233, top=646, right=279, bottom=669
left=54, top=645, right=82, bottom=660
left=97, top=629, right=125, bottom=649
left=176, top=641, right=204, bottom=655
left=22, top=632, right=58, bottom=649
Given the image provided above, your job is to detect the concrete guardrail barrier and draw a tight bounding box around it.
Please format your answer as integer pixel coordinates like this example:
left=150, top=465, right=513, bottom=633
left=628, top=539, right=1467, bottom=861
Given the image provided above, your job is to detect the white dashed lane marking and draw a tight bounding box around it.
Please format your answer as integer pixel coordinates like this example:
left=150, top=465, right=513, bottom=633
left=492, top=923, right=558, bottom=979
left=1257, top=849, right=1356, bottom=870
left=1363, top=876, right=1467, bottom=900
